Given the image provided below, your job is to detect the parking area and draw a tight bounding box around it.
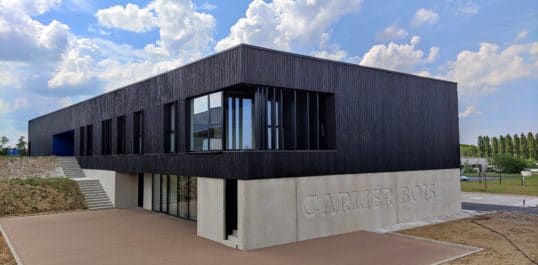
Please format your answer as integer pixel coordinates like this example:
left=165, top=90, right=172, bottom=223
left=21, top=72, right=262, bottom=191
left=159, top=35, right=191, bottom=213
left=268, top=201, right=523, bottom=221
left=0, top=209, right=477, bottom=265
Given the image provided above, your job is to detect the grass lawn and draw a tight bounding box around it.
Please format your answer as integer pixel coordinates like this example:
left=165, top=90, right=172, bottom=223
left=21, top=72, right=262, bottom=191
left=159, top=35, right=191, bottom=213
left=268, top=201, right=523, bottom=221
left=0, top=178, right=87, bottom=217
left=461, top=173, right=538, bottom=196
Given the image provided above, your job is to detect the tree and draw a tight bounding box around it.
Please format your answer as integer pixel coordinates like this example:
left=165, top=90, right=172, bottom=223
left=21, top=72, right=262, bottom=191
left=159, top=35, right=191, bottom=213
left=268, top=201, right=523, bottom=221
left=484, top=136, right=491, bottom=158
left=499, top=135, right=506, bottom=154
left=513, top=134, right=520, bottom=157
left=506, top=134, right=513, bottom=156
left=477, top=136, right=485, bottom=157
left=16, top=136, right=28, bottom=156
left=491, top=137, right=499, bottom=157
left=490, top=154, right=529, bottom=173
left=0, top=136, right=8, bottom=148
left=460, top=144, right=478, bottom=157
left=520, top=133, right=529, bottom=159
left=528, top=132, right=535, bottom=160
left=534, top=133, right=538, bottom=160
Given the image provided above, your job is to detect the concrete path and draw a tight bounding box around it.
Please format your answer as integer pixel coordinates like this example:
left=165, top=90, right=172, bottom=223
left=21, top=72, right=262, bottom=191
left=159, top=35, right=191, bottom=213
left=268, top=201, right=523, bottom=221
left=462, top=202, right=538, bottom=216
left=462, top=192, right=538, bottom=207
left=0, top=209, right=477, bottom=265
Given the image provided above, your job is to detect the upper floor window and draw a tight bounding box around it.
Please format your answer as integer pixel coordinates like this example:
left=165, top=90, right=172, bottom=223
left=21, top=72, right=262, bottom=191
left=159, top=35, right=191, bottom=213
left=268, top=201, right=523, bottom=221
left=134, top=111, right=144, bottom=154
left=101, top=119, right=112, bottom=155
left=85, top=124, right=93, bottom=156
left=226, top=92, right=254, bottom=150
left=117, top=115, right=126, bottom=154
left=164, top=102, right=177, bottom=153
left=190, top=92, right=222, bottom=151
left=79, top=126, right=85, bottom=156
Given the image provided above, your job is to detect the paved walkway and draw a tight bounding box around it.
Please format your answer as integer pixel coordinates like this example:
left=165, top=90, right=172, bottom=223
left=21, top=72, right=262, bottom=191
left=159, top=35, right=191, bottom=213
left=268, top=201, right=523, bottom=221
left=462, top=202, right=538, bottom=216
left=0, top=209, right=476, bottom=265
left=462, top=192, right=538, bottom=207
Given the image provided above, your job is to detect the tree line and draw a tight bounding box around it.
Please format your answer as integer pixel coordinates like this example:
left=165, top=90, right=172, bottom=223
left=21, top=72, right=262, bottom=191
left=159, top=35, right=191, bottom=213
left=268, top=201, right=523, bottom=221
left=460, top=132, right=538, bottom=161
left=0, top=136, right=28, bottom=155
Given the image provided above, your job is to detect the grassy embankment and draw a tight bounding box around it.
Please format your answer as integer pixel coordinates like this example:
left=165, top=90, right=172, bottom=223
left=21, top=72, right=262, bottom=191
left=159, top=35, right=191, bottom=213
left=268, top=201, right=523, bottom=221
left=0, top=178, right=87, bottom=217
left=461, top=172, right=538, bottom=196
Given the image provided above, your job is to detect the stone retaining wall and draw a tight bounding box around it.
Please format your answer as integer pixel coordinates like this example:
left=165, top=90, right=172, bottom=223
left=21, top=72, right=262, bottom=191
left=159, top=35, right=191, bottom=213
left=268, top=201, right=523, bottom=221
left=0, top=157, right=64, bottom=180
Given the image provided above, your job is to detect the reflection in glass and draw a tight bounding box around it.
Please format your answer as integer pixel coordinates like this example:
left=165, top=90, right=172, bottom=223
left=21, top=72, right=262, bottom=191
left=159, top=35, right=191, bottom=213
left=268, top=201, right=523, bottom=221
left=178, top=176, right=189, bottom=219
left=190, top=92, right=222, bottom=151
left=168, top=175, right=178, bottom=216
left=152, top=174, right=160, bottom=211
left=189, top=176, right=197, bottom=221
left=161, top=174, right=168, bottom=213
left=226, top=96, right=254, bottom=150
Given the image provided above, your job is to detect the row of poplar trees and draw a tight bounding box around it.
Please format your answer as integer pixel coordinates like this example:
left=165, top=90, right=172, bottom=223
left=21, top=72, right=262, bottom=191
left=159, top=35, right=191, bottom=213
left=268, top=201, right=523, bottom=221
left=477, top=132, right=537, bottom=160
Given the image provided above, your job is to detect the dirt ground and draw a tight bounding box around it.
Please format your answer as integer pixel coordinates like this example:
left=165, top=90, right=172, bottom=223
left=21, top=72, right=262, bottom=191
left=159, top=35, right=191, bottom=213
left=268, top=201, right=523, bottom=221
left=399, top=212, right=538, bottom=265
left=0, top=233, right=16, bottom=265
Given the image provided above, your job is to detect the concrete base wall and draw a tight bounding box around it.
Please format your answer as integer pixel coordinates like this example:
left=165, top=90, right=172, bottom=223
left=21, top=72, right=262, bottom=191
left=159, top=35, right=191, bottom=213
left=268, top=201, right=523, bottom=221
left=197, top=177, right=225, bottom=243
left=236, top=169, right=460, bottom=250
left=83, top=170, right=141, bottom=208
left=83, top=169, right=116, bottom=205
left=115, top=172, right=138, bottom=208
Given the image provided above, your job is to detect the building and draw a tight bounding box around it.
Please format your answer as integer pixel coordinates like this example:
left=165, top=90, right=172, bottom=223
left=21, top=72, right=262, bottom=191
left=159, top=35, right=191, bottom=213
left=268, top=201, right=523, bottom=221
left=28, top=44, right=461, bottom=250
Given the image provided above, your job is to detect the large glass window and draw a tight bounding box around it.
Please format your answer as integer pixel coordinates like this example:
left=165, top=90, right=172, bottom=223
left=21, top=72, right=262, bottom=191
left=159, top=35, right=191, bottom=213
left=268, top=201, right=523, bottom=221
left=133, top=111, right=144, bottom=154
left=152, top=174, right=197, bottom=221
left=168, top=175, right=178, bottom=216
left=152, top=174, right=160, bottom=212
left=178, top=176, right=189, bottom=219
left=101, top=119, right=112, bottom=155
left=226, top=95, right=254, bottom=150
left=190, top=92, right=222, bottom=151
left=85, top=124, right=93, bottom=155
left=116, top=116, right=126, bottom=154
left=161, top=174, right=168, bottom=213
left=79, top=127, right=85, bottom=156
left=189, top=176, right=197, bottom=221
left=164, top=103, right=176, bottom=153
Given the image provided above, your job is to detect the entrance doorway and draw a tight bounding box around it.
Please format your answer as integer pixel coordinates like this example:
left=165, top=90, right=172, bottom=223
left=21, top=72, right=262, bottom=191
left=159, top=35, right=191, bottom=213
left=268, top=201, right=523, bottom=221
left=52, top=130, right=75, bottom=156
left=225, top=179, right=237, bottom=239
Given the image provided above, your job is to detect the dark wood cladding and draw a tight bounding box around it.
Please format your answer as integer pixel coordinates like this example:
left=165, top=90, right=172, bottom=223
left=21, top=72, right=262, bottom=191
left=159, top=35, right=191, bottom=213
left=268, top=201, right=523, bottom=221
left=29, top=44, right=460, bottom=180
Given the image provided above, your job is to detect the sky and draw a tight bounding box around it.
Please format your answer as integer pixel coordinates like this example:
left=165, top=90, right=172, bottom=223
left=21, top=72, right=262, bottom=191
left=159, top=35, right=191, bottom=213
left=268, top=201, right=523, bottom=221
left=0, top=0, right=537, bottom=146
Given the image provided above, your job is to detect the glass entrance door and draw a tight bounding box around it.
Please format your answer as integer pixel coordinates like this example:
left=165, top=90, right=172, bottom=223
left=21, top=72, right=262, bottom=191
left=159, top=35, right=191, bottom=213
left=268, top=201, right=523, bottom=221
left=152, top=174, right=197, bottom=221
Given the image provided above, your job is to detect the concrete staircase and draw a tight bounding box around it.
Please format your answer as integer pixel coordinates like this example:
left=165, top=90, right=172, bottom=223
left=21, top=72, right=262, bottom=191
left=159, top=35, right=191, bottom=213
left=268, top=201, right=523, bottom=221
left=76, top=179, right=114, bottom=210
left=56, top=156, right=86, bottom=178
left=224, top=230, right=239, bottom=249
left=56, top=156, right=113, bottom=210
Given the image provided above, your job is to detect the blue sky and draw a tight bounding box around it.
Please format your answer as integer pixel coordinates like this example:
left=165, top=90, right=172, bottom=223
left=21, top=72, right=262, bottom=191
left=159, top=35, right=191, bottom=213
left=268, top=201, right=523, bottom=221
left=0, top=0, right=536, bottom=146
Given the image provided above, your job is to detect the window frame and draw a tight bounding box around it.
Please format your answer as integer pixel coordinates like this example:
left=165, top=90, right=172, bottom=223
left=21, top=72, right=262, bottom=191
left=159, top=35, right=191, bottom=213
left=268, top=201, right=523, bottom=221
left=164, top=102, right=177, bottom=153
left=189, top=91, right=223, bottom=152
left=116, top=115, right=126, bottom=154
left=133, top=110, right=144, bottom=154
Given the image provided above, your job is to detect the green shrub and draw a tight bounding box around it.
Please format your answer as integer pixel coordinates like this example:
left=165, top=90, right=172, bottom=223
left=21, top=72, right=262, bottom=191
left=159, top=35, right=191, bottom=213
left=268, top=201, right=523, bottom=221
left=490, top=154, right=530, bottom=173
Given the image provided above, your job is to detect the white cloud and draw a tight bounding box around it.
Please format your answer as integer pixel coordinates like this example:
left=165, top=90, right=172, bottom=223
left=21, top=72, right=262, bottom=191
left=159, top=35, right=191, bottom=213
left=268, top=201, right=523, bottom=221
left=411, top=8, right=438, bottom=27
left=459, top=105, right=479, bottom=118
left=96, top=3, right=157, bottom=33
left=426, top=46, right=440, bottom=63
left=443, top=42, right=538, bottom=95
left=198, top=3, right=217, bottom=11
left=376, top=25, right=408, bottom=41
left=0, top=6, right=70, bottom=62
left=312, top=49, right=347, bottom=61
left=215, top=0, right=362, bottom=52
left=516, top=29, right=528, bottom=41
left=359, top=36, right=439, bottom=73
left=458, top=1, right=478, bottom=15
left=0, top=0, right=62, bottom=16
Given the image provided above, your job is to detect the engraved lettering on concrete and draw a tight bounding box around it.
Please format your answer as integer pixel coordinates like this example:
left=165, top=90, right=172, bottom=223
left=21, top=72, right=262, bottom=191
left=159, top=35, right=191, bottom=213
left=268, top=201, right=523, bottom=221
left=303, top=183, right=437, bottom=217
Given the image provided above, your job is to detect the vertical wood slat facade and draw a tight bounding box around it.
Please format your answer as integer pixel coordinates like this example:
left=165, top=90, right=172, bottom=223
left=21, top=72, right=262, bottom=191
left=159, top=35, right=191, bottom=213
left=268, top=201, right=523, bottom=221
left=28, top=44, right=460, bottom=180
